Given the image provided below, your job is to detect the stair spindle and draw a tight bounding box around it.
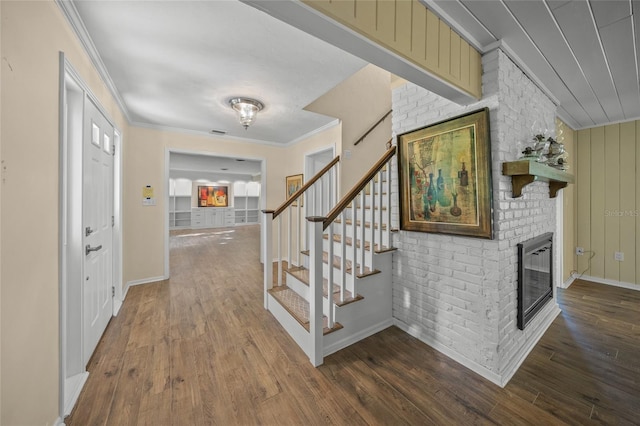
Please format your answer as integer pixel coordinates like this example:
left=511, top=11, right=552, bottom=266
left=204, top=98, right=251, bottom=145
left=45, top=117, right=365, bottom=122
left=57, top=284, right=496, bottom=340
left=340, top=211, right=346, bottom=303
left=327, top=225, right=334, bottom=328
left=378, top=170, right=383, bottom=249
left=277, top=217, right=282, bottom=286
left=287, top=206, right=292, bottom=268
left=351, top=201, right=357, bottom=289
left=297, top=201, right=301, bottom=267
left=369, top=178, right=375, bottom=268
left=359, top=191, right=365, bottom=275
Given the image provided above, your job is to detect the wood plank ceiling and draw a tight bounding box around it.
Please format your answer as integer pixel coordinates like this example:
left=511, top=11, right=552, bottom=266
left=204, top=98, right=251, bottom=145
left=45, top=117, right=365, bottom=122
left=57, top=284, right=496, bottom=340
left=428, top=0, right=640, bottom=130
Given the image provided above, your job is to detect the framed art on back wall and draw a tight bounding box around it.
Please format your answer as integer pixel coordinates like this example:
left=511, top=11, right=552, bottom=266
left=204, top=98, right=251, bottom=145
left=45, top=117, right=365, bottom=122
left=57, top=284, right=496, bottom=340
left=397, top=108, right=493, bottom=239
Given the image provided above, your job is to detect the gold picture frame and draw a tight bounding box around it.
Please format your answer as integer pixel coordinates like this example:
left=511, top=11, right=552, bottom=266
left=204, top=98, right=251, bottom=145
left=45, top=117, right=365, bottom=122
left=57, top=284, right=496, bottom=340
left=398, top=108, right=493, bottom=239
left=286, top=174, right=303, bottom=207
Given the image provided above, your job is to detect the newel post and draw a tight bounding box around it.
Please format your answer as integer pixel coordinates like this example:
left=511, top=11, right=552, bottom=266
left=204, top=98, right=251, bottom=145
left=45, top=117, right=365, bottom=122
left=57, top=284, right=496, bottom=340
left=308, top=216, right=326, bottom=367
left=262, top=210, right=274, bottom=309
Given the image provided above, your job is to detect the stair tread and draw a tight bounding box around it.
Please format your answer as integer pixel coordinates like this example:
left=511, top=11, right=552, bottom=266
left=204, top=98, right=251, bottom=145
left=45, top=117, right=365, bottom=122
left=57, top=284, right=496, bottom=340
left=285, top=266, right=364, bottom=307
left=333, top=219, right=398, bottom=232
left=322, top=233, right=394, bottom=253
left=346, top=203, right=388, bottom=211
left=268, top=286, right=343, bottom=335
left=299, top=250, right=381, bottom=279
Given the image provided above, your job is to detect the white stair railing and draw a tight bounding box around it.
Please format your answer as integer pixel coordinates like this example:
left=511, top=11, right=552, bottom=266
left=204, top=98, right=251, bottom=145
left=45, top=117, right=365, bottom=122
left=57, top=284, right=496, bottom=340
left=307, top=145, right=396, bottom=365
left=262, top=156, right=340, bottom=306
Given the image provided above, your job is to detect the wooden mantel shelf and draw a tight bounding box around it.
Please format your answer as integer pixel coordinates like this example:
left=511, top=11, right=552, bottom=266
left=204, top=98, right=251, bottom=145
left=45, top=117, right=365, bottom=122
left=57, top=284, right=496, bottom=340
left=502, top=160, right=574, bottom=198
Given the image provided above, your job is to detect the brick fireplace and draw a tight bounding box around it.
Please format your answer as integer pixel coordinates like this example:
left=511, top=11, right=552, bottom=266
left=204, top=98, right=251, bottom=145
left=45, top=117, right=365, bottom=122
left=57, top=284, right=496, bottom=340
left=390, top=48, right=562, bottom=386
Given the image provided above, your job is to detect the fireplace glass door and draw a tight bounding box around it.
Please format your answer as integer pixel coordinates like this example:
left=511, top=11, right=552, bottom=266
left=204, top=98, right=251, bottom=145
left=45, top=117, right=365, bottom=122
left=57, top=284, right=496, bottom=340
left=517, top=232, right=553, bottom=330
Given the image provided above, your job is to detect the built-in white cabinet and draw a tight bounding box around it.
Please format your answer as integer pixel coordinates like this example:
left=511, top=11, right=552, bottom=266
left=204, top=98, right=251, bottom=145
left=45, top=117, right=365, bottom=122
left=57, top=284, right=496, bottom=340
left=233, top=181, right=261, bottom=225
left=170, top=178, right=259, bottom=229
left=191, top=207, right=235, bottom=228
left=169, top=179, right=193, bottom=229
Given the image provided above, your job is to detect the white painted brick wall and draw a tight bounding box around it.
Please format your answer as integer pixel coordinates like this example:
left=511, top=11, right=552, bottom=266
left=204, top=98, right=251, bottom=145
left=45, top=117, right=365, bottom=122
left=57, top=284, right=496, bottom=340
left=391, top=49, right=558, bottom=377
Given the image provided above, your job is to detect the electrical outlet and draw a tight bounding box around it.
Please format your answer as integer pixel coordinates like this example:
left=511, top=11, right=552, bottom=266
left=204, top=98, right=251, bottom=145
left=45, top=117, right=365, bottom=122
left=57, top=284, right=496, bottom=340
left=576, top=247, right=584, bottom=255
left=615, top=252, right=624, bottom=261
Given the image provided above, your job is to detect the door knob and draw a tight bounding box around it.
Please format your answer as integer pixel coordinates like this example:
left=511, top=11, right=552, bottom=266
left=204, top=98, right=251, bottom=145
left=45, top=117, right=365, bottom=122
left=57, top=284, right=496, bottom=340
left=85, top=244, right=102, bottom=255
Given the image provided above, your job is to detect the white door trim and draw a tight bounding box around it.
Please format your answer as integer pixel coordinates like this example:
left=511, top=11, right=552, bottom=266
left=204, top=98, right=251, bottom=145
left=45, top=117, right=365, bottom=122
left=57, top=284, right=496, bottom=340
left=58, top=53, right=122, bottom=419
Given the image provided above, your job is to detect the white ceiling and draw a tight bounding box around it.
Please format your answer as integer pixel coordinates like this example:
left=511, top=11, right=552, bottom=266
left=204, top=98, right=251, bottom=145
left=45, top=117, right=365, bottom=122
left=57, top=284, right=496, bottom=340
left=70, top=0, right=366, bottom=144
left=426, top=0, right=640, bottom=129
left=67, top=0, right=640, bottom=143
left=169, top=152, right=261, bottom=182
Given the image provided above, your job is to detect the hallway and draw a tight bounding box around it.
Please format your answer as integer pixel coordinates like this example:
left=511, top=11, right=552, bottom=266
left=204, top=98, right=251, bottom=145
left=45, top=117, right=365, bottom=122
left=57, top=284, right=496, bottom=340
left=66, top=225, right=639, bottom=425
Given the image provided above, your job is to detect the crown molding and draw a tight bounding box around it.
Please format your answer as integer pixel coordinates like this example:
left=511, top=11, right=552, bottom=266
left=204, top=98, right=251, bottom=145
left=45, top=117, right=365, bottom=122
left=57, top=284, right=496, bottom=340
left=285, top=118, right=340, bottom=147
left=56, top=0, right=132, bottom=123
left=129, top=120, right=292, bottom=147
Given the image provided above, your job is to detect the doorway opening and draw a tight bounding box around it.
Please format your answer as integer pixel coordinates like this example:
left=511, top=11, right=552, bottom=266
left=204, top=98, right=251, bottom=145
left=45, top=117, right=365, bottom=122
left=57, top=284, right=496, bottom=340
left=164, top=149, right=266, bottom=278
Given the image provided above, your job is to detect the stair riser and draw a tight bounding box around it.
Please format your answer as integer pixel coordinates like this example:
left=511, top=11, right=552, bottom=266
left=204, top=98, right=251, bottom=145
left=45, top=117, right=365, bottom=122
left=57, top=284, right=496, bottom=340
left=324, top=231, right=390, bottom=251
left=285, top=273, right=355, bottom=318
left=323, top=257, right=393, bottom=356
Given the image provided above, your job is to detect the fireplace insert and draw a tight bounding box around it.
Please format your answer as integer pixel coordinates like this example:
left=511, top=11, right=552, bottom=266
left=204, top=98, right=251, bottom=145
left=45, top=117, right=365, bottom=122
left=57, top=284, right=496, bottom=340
left=517, top=232, right=553, bottom=330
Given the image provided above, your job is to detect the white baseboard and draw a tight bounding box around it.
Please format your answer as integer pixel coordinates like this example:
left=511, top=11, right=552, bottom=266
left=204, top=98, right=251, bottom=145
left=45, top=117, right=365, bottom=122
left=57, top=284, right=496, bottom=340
left=578, top=275, right=640, bottom=292
left=560, top=273, right=577, bottom=289
left=64, top=371, right=89, bottom=416
left=113, top=298, right=123, bottom=316
left=125, top=275, right=167, bottom=293
left=498, top=302, right=561, bottom=386
left=393, top=319, right=503, bottom=387
left=54, top=416, right=65, bottom=426
left=323, top=319, right=394, bottom=357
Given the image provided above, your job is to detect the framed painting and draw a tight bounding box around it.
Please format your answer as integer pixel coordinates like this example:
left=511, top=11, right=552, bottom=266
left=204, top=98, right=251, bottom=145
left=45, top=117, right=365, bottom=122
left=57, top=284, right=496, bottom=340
left=286, top=174, right=303, bottom=207
left=397, top=108, right=493, bottom=239
left=197, top=185, right=228, bottom=207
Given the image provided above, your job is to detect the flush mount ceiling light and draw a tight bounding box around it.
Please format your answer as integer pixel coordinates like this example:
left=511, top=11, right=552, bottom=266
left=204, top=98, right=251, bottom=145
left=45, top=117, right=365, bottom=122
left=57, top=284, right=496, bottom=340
left=228, top=97, right=264, bottom=130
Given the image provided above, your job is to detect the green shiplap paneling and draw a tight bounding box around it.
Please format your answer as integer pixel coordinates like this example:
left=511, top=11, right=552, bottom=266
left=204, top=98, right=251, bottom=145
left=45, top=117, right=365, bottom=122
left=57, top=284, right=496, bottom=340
left=619, top=121, right=636, bottom=283
left=460, top=41, right=470, bottom=89
left=425, top=9, right=440, bottom=70
left=330, top=0, right=355, bottom=23
left=355, top=0, right=377, bottom=34
left=590, top=126, right=606, bottom=278
left=576, top=129, right=591, bottom=275
left=377, top=0, right=396, bottom=42
left=438, top=22, right=450, bottom=75
left=558, top=119, right=576, bottom=282
left=450, top=32, right=461, bottom=80
left=395, top=0, right=412, bottom=54
left=637, top=121, right=640, bottom=284
left=411, top=1, right=427, bottom=61
left=604, top=124, right=620, bottom=281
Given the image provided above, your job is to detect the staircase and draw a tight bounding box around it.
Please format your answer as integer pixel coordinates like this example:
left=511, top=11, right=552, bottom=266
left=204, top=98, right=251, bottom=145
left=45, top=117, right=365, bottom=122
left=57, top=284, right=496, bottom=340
left=263, top=146, right=397, bottom=366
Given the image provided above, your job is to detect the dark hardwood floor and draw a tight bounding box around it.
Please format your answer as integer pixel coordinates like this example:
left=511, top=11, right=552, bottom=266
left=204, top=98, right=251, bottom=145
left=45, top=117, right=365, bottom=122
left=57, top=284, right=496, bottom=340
left=66, top=225, right=640, bottom=425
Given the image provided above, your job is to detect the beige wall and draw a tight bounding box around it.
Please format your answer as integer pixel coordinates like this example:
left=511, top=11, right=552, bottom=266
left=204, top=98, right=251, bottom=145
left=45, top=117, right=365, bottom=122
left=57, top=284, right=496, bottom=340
left=576, top=119, right=639, bottom=286
left=302, top=0, right=482, bottom=99
left=558, top=118, right=577, bottom=282
left=124, top=124, right=341, bottom=284
left=1, top=1, right=127, bottom=424
left=305, top=64, right=392, bottom=195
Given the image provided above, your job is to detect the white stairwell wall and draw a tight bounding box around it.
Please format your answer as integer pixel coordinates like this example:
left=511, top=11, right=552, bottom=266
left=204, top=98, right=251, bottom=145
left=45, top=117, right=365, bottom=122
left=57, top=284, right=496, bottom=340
left=391, top=49, right=562, bottom=386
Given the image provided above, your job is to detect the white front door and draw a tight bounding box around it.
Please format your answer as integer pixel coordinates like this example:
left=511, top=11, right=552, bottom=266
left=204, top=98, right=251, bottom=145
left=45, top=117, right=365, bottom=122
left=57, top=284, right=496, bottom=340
left=83, top=97, right=114, bottom=365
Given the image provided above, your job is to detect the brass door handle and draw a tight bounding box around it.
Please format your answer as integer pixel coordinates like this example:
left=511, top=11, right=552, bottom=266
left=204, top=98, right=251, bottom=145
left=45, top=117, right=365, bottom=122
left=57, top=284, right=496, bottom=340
left=85, top=244, right=102, bottom=255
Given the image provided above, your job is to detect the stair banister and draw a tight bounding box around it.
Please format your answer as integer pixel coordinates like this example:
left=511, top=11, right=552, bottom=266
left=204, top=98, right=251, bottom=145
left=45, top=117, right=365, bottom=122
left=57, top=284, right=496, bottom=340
left=354, top=109, right=392, bottom=146
left=273, top=155, right=340, bottom=218
left=308, top=216, right=325, bottom=366
left=262, top=210, right=274, bottom=309
left=323, top=144, right=395, bottom=229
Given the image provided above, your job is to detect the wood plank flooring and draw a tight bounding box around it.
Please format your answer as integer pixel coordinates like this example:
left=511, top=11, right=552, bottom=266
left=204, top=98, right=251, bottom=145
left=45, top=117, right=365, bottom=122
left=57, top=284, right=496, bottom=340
left=66, top=225, right=640, bottom=425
